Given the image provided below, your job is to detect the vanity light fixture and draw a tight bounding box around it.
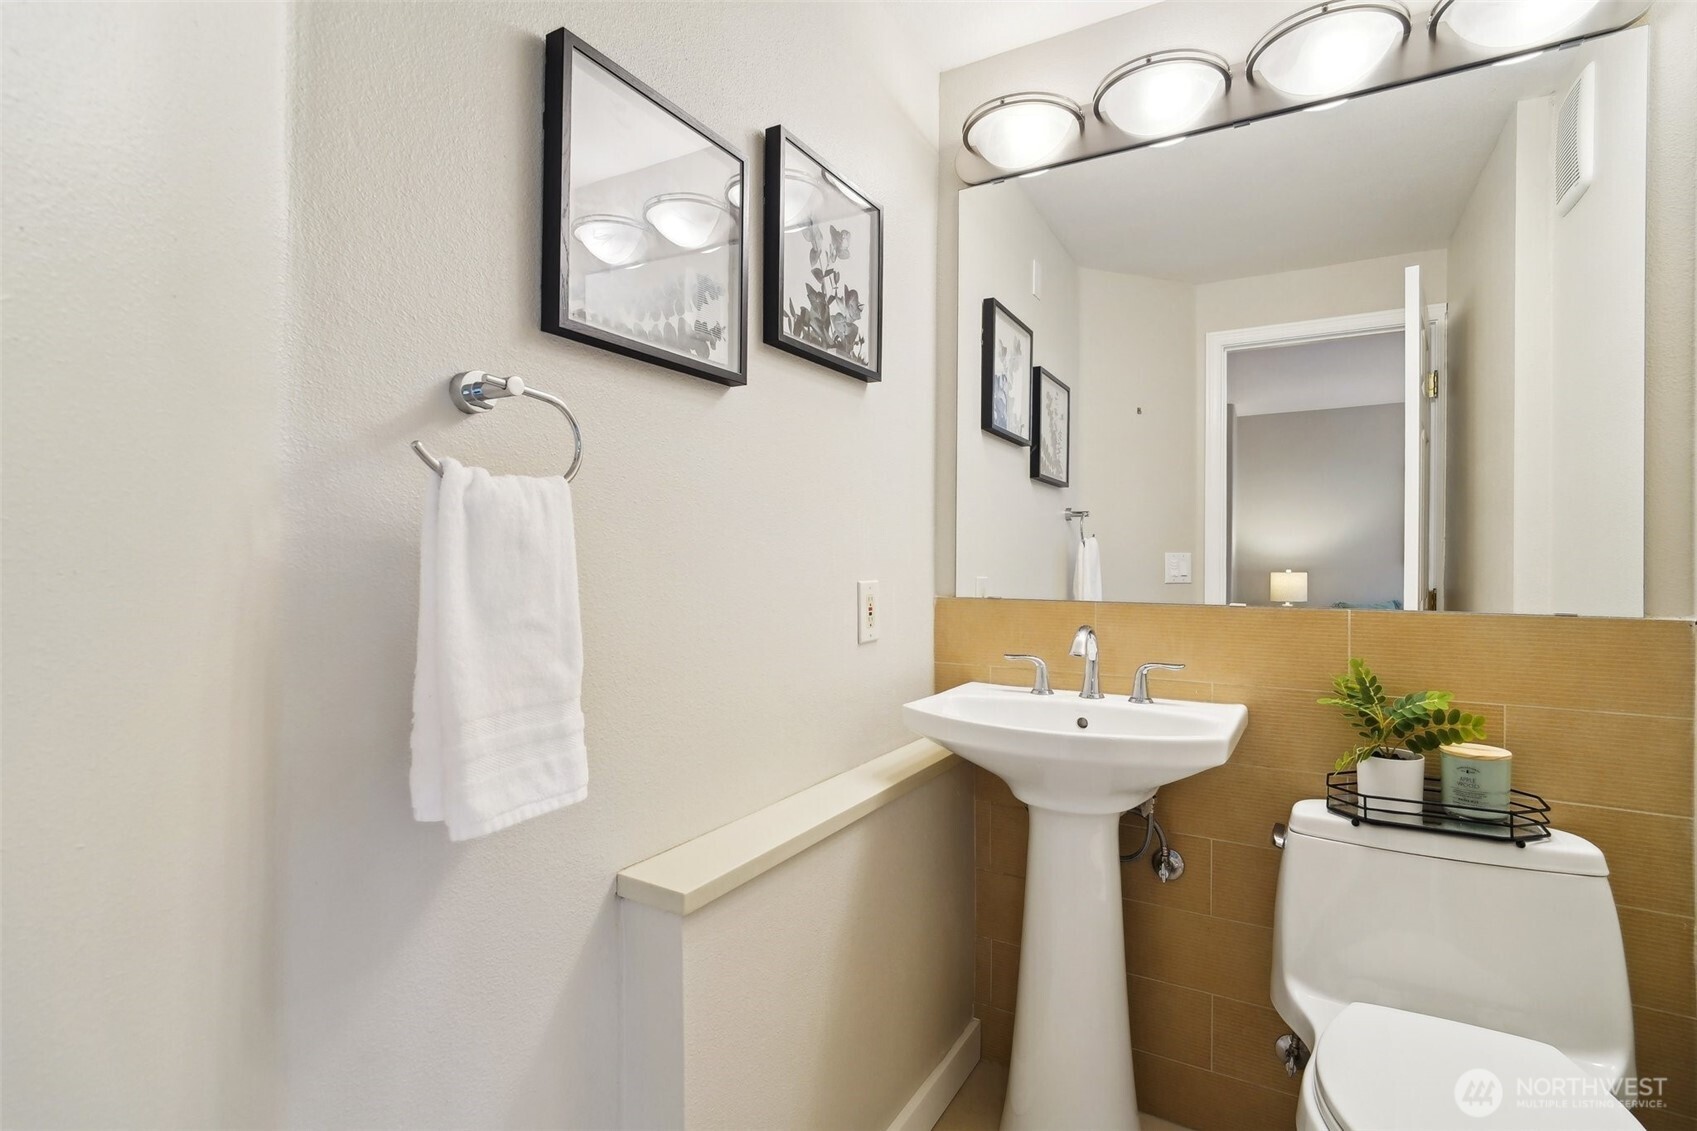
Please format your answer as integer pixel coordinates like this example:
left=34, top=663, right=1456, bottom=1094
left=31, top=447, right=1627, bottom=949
left=962, top=92, right=1085, bottom=171
left=1150, top=135, right=1188, bottom=149
left=643, top=192, right=732, bottom=250
left=1429, top=0, right=1600, bottom=49
left=1247, top=1, right=1412, bottom=100
left=571, top=213, right=648, bottom=267
left=1093, top=50, right=1231, bottom=139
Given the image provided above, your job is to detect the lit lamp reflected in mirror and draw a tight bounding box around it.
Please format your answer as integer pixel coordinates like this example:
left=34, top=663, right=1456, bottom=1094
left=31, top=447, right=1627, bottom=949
left=1271, top=570, right=1310, bottom=608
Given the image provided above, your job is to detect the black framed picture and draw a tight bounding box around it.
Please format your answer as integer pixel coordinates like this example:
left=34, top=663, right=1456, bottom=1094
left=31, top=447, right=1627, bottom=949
left=543, top=28, right=747, bottom=386
left=1031, top=368, right=1070, bottom=487
left=981, top=298, right=1033, bottom=446
left=762, top=127, right=883, bottom=382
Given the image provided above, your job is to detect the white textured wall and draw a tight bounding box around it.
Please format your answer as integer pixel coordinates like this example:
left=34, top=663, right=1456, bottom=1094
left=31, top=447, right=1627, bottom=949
left=954, top=182, right=1081, bottom=599
left=1075, top=268, right=1198, bottom=603
left=279, top=4, right=952, bottom=1127
left=1446, top=114, right=1520, bottom=613
left=0, top=4, right=286, bottom=1125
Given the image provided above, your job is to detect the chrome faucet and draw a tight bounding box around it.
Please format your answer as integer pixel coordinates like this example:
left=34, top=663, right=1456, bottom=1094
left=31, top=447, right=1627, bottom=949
left=1131, top=662, right=1186, bottom=704
left=1070, top=625, right=1104, bottom=699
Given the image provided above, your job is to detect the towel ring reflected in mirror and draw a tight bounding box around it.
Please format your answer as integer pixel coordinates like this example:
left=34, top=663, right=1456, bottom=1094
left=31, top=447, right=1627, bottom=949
left=411, top=371, right=584, bottom=482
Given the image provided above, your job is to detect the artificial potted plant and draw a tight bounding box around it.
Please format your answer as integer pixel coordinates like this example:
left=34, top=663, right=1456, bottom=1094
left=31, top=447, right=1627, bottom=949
left=1320, top=659, right=1487, bottom=816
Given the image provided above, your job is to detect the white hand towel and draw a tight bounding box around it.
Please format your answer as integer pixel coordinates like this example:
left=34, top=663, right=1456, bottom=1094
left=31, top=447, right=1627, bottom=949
left=411, top=458, right=588, bottom=840
left=1072, top=535, right=1103, bottom=602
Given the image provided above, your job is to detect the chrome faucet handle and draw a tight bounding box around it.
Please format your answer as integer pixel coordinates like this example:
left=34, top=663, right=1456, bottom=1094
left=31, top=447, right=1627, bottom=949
left=1131, top=662, right=1185, bottom=704
left=1002, top=654, right=1053, bottom=695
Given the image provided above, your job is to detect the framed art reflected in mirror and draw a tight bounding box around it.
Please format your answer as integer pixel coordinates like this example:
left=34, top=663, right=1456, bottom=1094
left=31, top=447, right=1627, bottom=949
left=1031, top=367, right=1070, bottom=487
left=543, top=28, right=747, bottom=386
left=761, top=127, right=883, bottom=382
left=981, top=298, right=1033, bottom=446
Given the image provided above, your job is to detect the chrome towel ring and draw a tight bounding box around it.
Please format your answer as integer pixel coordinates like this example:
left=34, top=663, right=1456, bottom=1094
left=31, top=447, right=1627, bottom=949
left=411, top=371, right=584, bottom=482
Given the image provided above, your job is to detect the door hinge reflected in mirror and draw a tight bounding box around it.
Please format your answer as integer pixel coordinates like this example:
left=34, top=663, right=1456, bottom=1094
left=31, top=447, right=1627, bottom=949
left=1425, top=588, right=1438, bottom=610
left=1425, top=370, right=1439, bottom=399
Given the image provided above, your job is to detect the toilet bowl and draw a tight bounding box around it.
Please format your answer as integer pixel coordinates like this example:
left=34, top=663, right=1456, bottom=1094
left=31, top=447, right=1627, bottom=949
left=1272, top=800, right=1638, bottom=1131
left=1295, top=1003, right=1640, bottom=1131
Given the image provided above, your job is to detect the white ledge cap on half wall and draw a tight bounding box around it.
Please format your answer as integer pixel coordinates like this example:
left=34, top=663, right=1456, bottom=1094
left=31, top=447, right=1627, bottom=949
left=616, top=739, right=959, bottom=916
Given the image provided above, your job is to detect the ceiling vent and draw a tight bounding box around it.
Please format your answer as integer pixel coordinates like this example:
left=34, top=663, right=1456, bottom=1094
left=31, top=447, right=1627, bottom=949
left=1554, top=62, right=1595, bottom=217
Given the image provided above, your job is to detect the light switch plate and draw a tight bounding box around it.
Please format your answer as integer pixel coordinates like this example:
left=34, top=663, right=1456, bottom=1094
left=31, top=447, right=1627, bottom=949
left=1164, top=553, right=1192, bottom=585
left=1031, top=258, right=1042, bottom=299
left=858, top=580, right=879, bottom=643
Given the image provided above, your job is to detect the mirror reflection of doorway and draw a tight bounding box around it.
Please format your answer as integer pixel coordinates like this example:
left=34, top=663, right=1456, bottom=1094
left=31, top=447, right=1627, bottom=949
left=1226, top=332, right=1406, bottom=609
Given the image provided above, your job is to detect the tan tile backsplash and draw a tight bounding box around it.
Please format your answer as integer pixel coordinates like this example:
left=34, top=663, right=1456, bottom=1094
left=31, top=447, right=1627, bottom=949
left=938, top=598, right=1697, bottom=1130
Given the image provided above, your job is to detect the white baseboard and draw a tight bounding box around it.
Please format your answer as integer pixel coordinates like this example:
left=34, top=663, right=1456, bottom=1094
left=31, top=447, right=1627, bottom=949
left=886, top=1018, right=982, bottom=1131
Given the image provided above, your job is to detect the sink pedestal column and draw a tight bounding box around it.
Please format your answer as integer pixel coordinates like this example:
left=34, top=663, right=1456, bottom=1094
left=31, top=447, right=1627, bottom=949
left=1002, top=806, right=1139, bottom=1131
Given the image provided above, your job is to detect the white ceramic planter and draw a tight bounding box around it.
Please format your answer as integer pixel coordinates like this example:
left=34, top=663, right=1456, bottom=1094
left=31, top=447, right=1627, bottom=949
left=1356, top=753, right=1427, bottom=817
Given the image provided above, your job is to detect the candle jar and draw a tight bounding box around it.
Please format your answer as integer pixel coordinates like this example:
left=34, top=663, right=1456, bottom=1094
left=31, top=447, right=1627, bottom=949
left=1440, top=743, right=1513, bottom=822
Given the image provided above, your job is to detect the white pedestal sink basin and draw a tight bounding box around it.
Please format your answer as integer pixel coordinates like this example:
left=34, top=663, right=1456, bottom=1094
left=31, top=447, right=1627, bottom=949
left=903, top=682, right=1248, bottom=1131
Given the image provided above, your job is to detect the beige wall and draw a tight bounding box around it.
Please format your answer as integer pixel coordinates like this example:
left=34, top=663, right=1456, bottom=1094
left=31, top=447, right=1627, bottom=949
left=0, top=4, right=287, bottom=1125
left=1447, top=114, right=1521, bottom=613
left=4, top=1, right=959, bottom=1125
left=680, top=771, right=974, bottom=1129
left=278, top=3, right=951, bottom=1126
left=937, top=597, right=1697, bottom=1131
left=955, top=182, right=1081, bottom=599
left=1548, top=31, right=1650, bottom=617
left=1076, top=268, right=1199, bottom=603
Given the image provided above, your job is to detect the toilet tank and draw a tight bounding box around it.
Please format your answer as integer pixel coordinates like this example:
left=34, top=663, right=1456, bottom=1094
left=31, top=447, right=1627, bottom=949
left=1271, top=800, right=1635, bottom=1085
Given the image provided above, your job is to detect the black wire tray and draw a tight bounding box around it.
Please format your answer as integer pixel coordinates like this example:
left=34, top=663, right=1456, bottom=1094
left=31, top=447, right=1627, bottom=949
left=1326, top=770, right=1552, bottom=846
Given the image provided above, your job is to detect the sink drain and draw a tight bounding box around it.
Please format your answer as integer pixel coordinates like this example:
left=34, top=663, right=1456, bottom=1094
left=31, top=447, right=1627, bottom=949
left=1076, top=717, right=1089, bottom=729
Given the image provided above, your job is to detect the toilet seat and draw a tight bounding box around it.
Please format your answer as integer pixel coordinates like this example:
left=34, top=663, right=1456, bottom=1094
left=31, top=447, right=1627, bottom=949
left=1305, top=1004, right=1641, bottom=1131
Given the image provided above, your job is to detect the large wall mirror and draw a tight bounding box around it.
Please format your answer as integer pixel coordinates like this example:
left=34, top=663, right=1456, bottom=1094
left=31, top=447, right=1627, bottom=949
left=954, top=27, right=1652, bottom=617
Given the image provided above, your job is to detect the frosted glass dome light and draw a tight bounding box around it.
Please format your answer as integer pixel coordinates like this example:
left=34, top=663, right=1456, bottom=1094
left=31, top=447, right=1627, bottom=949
left=571, top=214, right=647, bottom=267
left=643, top=192, right=732, bottom=250
left=1432, top=0, right=1600, bottom=49
left=1248, top=1, right=1412, bottom=100
left=962, top=93, right=1084, bottom=170
left=1094, top=51, right=1231, bottom=138
left=780, top=170, right=825, bottom=227
left=725, top=169, right=824, bottom=226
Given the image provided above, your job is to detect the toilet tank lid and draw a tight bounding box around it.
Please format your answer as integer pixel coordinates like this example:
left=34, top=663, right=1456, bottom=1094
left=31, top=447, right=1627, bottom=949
left=1286, top=800, right=1608, bottom=877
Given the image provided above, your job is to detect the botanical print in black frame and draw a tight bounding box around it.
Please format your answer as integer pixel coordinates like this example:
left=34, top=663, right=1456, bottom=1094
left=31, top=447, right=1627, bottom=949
left=761, top=127, right=883, bottom=382
left=981, top=298, right=1033, bottom=446
left=543, top=28, right=748, bottom=386
left=1031, top=367, right=1070, bottom=487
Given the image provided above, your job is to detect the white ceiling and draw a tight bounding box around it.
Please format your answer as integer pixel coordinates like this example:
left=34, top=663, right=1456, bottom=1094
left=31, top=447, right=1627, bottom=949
left=1228, top=332, right=1404, bottom=417
left=882, top=1, right=1161, bottom=75
left=1008, top=41, right=1592, bottom=283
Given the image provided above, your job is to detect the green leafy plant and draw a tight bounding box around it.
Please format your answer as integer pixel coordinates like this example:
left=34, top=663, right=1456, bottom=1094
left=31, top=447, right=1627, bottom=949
left=1319, top=658, right=1487, bottom=771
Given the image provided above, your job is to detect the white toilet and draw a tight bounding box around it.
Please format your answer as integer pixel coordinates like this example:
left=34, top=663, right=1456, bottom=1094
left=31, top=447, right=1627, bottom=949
left=1272, top=799, right=1643, bottom=1130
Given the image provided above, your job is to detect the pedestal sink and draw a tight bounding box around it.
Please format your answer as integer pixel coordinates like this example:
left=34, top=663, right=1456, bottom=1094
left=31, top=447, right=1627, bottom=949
left=903, top=682, right=1248, bottom=1131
